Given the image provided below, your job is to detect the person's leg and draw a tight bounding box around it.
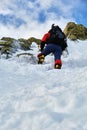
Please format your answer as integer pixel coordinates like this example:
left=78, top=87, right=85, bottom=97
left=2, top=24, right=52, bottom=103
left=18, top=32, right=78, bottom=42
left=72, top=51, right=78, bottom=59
left=37, top=44, right=54, bottom=64
left=53, top=45, right=62, bottom=69
left=43, top=44, right=62, bottom=69
left=41, top=44, right=54, bottom=56
left=37, top=44, right=62, bottom=68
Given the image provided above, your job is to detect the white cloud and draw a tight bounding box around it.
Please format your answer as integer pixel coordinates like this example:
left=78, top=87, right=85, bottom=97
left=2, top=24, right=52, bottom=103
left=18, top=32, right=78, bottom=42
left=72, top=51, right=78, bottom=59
left=0, top=0, right=79, bottom=39
left=0, top=0, right=12, bottom=15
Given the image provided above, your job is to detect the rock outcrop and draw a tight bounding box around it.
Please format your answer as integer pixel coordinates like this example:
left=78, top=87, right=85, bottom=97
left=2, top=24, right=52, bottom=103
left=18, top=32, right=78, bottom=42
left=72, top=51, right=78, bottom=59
left=64, top=22, right=87, bottom=40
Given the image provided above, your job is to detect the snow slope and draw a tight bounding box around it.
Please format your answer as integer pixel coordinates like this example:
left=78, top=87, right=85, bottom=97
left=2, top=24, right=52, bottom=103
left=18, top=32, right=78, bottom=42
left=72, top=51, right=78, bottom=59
left=0, top=39, right=87, bottom=130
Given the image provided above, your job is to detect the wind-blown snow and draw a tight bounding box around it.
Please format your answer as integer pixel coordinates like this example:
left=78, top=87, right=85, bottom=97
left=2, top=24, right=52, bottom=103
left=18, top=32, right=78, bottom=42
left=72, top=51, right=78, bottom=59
left=0, top=40, right=87, bottom=130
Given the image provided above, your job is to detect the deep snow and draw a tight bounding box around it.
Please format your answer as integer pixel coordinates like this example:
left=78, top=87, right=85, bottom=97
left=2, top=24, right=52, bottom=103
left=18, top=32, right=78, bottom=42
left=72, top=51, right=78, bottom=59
left=0, top=39, right=87, bottom=130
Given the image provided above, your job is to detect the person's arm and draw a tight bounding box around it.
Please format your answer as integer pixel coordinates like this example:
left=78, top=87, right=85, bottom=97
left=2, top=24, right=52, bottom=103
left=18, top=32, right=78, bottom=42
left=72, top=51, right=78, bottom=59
left=40, top=32, right=50, bottom=51
left=40, top=41, right=45, bottom=52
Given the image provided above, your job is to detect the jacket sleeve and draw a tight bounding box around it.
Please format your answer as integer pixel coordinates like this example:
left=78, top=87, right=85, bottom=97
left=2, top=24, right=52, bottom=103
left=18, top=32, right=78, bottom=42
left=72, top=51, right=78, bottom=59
left=40, top=32, right=50, bottom=51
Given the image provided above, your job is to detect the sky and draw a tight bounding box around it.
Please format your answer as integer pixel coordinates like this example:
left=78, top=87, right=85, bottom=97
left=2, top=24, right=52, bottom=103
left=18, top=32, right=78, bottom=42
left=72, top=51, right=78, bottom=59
left=0, top=0, right=87, bottom=39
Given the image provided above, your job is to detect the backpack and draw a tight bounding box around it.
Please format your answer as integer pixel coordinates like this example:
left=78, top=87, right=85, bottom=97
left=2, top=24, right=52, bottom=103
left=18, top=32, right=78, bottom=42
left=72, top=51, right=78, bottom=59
left=47, top=25, right=67, bottom=51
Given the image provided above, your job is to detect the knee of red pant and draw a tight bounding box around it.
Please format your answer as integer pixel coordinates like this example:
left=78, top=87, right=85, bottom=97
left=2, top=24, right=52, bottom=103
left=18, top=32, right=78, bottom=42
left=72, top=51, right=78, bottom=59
left=55, top=59, right=62, bottom=65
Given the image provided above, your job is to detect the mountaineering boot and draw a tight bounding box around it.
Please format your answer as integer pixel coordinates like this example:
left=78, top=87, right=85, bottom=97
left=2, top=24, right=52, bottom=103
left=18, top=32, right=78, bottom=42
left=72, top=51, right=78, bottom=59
left=54, top=59, right=62, bottom=69
left=55, top=64, right=61, bottom=69
left=37, top=54, right=45, bottom=64
left=38, top=55, right=45, bottom=64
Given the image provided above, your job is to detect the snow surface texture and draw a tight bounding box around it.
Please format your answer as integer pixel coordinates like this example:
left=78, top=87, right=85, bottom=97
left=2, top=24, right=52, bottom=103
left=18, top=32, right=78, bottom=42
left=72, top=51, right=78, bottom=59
left=0, top=40, right=87, bottom=130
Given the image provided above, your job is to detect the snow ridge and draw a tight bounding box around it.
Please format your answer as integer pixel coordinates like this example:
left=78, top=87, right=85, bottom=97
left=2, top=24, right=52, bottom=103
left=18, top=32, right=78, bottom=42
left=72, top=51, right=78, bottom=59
left=0, top=40, right=87, bottom=130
